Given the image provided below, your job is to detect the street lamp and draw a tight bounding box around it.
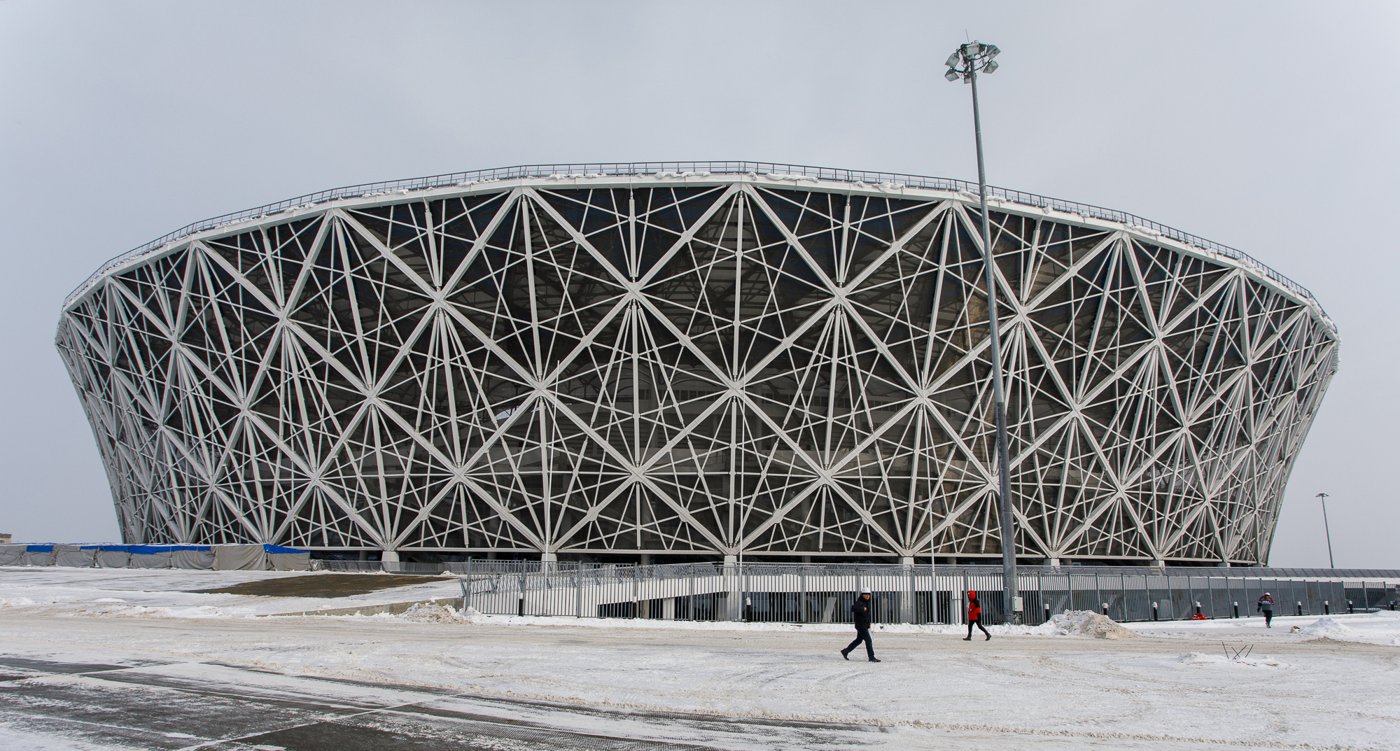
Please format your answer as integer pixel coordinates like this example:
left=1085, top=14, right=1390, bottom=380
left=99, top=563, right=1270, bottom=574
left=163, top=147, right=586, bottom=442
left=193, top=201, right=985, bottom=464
left=945, top=41, right=1019, bottom=622
left=1316, top=492, right=1335, bottom=568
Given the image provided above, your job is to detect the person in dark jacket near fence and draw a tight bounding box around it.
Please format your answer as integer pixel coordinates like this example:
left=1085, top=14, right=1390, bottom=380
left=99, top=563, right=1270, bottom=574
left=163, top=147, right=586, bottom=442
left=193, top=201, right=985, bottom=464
left=840, top=587, right=880, bottom=662
left=963, top=590, right=991, bottom=641
left=1257, top=592, right=1276, bottom=628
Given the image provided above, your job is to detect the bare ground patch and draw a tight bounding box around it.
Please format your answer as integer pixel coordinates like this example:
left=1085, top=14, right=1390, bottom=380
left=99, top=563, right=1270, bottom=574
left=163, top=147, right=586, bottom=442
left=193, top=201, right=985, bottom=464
left=193, top=573, right=441, bottom=598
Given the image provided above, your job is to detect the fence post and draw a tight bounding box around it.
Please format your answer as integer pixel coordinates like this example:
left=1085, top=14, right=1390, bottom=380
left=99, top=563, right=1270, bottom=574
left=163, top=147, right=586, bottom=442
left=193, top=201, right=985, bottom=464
left=575, top=565, right=583, bottom=618
left=905, top=565, right=915, bottom=625
left=463, top=557, right=472, bottom=612
left=1119, top=573, right=1126, bottom=621
left=1036, top=571, right=1044, bottom=624
left=742, top=566, right=751, bottom=622
left=932, top=566, right=940, bottom=624
left=800, top=567, right=807, bottom=624
left=727, top=563, right=741, bottom=622
left=1144, top=573, right=1151, bottom=623
left=1095, top=574, right=1103, bottom=621
left=961, top=570, right=969, bottom=625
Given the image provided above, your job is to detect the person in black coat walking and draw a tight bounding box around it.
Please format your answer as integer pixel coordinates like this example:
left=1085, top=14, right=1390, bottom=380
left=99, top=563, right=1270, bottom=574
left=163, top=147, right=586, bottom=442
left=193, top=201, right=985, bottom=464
left=840, top=588, right=880, bottom=662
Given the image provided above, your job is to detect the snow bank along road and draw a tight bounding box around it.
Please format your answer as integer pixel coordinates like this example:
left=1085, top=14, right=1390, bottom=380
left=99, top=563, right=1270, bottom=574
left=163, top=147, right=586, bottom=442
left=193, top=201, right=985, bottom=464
left=0, top=569, right=1397, bottom=750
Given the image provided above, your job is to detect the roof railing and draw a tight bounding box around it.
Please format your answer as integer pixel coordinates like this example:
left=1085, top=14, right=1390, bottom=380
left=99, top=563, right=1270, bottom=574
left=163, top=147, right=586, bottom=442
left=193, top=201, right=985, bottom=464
left=61, top=161, right=1334, bottom=331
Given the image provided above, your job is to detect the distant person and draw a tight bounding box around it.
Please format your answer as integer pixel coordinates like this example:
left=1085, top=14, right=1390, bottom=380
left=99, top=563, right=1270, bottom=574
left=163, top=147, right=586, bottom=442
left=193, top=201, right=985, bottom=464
left=1257, top=592, right=1276, bottom=628
left=840, top=587, right=880, bottom=662
left=963, top=590, right=991, bottom=641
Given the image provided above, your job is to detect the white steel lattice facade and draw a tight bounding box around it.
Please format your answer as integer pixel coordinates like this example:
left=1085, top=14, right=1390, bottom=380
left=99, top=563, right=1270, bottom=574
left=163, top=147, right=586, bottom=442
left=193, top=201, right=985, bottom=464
left=56, top=166, right=1339, bottom=565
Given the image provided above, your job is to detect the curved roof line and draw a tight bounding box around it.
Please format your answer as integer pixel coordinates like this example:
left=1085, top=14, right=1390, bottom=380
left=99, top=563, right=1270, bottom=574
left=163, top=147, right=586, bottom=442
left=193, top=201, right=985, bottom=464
left=61, top=161, right=1333, bottom=332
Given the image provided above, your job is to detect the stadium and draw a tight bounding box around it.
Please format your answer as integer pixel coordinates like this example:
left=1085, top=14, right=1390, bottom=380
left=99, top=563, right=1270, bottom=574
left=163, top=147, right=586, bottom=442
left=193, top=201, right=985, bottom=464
left=56, top=162, right=1338, bottom=567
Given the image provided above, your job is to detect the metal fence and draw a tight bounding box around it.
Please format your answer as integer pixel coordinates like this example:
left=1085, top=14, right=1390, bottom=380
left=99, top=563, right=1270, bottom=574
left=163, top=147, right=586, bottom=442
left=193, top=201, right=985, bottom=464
left=429, top=561, right=1395, bottom=625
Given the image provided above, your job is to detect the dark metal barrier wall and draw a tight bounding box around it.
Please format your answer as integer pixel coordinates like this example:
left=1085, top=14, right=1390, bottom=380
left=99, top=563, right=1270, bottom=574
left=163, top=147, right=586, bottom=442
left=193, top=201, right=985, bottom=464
left=442, top=561, right=1392, bottom=625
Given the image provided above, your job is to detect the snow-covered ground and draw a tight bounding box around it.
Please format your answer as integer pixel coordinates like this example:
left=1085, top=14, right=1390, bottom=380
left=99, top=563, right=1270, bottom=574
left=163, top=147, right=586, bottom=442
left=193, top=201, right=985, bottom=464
left=1, top=567, right=1397, bottom=750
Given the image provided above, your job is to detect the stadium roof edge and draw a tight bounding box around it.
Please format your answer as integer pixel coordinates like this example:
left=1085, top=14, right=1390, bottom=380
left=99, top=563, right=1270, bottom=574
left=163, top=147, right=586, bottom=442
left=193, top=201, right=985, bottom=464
left=58, top=161, right=1336, bottom=336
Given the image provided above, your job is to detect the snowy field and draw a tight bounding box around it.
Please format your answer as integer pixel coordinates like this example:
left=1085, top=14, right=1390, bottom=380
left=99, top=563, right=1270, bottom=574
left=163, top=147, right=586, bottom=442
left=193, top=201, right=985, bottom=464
left=1, top=568, right=1397, bottom=750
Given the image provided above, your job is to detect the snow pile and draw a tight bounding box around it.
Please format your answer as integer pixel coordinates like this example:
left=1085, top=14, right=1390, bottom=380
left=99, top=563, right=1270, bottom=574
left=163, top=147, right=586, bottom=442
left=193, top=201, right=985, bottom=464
left=0, top=597, right=35, bottom=608
left=74, top=602, right=234, bottom=619
left=399, top=602, right=470, bottom=623
left=1177, top=652, right=1285, bottom=668
left=1299, top=617, right=1352, bottom=640
left=1041, top=610, right=1136, bottom=639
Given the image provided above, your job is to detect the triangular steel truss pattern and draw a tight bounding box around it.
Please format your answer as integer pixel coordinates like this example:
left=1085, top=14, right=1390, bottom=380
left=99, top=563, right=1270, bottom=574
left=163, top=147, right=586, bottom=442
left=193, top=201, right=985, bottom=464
left=55, top=173, right=1339, bottom=564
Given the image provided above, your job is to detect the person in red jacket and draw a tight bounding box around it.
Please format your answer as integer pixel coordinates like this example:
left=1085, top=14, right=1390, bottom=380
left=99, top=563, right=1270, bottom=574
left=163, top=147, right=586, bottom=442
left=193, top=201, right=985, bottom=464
left=963, top=590, right=991, bottom=641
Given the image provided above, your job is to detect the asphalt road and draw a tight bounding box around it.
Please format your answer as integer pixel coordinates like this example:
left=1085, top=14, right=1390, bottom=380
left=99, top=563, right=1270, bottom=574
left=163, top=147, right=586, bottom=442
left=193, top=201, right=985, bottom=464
left=0, top=655, right=878, bottom=750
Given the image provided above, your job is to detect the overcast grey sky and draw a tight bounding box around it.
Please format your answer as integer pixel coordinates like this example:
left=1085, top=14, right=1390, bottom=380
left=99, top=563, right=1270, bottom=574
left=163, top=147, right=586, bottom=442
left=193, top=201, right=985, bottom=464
left=3, top=1, right=1396, bottom=567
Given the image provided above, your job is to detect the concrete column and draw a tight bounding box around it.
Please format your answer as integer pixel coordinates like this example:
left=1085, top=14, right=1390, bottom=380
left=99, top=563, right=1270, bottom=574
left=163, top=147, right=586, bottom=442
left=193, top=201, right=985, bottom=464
left=540, top=551, right=556, bottom=573
left=1044, top=557, right=1060, bottom=568
left=899, top=556, right=915, bottom=623
left=381, top=550, right=399, bottom=572
left=723, top=554, right=741, bottom=620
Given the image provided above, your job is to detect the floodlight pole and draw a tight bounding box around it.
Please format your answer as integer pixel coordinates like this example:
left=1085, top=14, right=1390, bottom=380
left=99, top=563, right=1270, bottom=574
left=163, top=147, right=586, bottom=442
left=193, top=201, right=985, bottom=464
left=947, top=41, right=1019, bottom=623
left=1316, top=492, right=1335, bottom=568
